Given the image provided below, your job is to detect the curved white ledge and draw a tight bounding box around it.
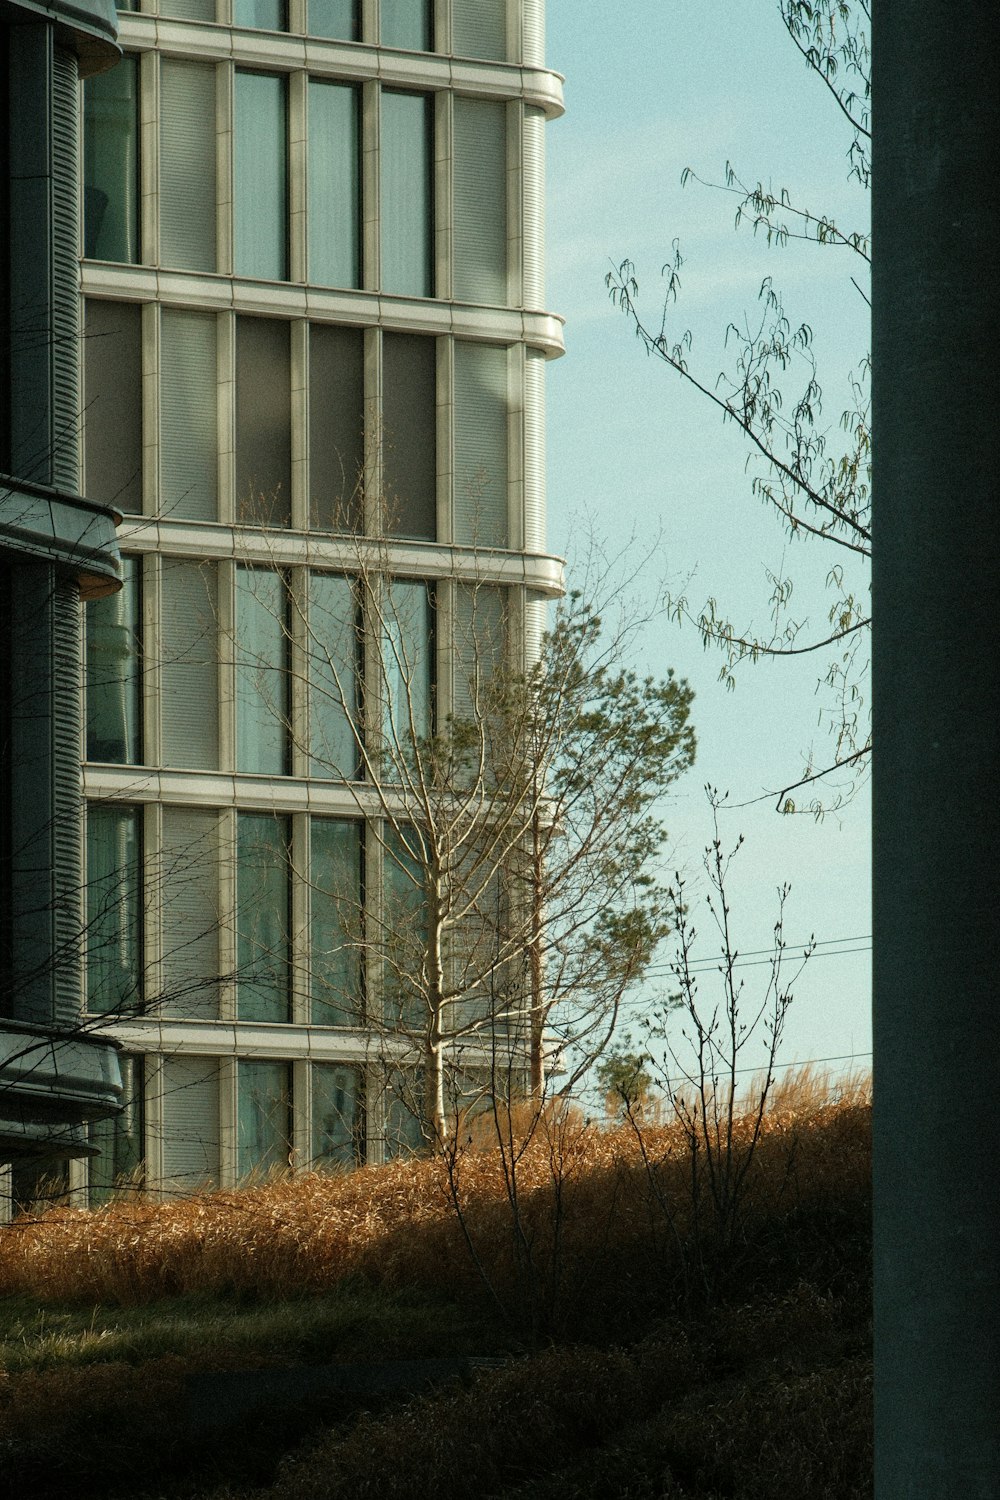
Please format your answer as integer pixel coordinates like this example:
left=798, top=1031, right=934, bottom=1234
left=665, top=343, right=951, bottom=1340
left=117, top=14, right=565, bottom=116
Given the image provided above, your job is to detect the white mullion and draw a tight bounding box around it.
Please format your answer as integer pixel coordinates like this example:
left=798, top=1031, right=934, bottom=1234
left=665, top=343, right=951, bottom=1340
left=435, top=87, right=452, bottom=301
left=290, top=319, right=309, bottom=531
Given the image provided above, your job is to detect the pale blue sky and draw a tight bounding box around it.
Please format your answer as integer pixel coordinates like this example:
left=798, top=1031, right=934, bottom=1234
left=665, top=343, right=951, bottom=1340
left=544, top=1, right=872, bottom=1081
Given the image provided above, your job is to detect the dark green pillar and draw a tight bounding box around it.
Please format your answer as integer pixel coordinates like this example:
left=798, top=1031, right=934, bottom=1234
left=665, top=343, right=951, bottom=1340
left=872, top=6, right=1000, bottom=1497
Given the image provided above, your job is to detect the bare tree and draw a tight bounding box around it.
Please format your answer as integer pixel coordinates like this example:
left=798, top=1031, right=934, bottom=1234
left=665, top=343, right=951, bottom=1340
left=235, top=530, right=696, bottom=1151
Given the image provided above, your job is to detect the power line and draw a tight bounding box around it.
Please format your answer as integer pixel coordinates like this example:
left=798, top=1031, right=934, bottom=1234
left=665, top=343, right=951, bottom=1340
left=644, top=936, right=872, bottom=979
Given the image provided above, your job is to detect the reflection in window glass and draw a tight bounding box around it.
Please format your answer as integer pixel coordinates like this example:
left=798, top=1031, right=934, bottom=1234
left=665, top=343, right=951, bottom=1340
left=382, top=333, right=436, bottom=538
left=233, top=0, right=286, bottom=27
left=86, top=803, right=142, bottom=1015
left=89, top=1056, right=144, bottom=1205
left=312, top=1063, right=364, bottom=1168
left=234, top=72, right=288, bottom=281
left=308, top=0, right=358, bottom=37
left=237, top=1060, right=291, bottom=1180
left=236, top=568, right=289, bottom=776
left=383, top=579, right=434, bottom=752
left=237, top=814, right=291, bottom=1022
left=383, top=824, right=427, bottom=1029
left=309, top=573, right=360, bottom=778
left=380, top=91, right=433, bottom=297
left=381, top=0, right=431, bottom=50
left=312, top=818, right=362, bottom=1025
left=384, top=1069, right=425, bottom=1156
left=83, top=57, right=139, bottom=263
left=236, top=317, right=291, bottom=524
left=308, top=82, right=360, bottom=289
left=309, top=324, right=364, bottom=530
left=86, top=555, right=141, bottom=764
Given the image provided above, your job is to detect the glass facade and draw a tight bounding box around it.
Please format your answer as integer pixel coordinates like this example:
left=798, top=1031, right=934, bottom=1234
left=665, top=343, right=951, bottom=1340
left=76, top=0, right=558, bottom=1189
left=86, top=804, right=142, bottom=1016
left=312, top=1062, right=364, bottom=1167
left=236, top=316, right=292, bottom=524
left=382, top=333, right=437, bottom=538
left=309, top=572, right=360, bottom=777
left=236, top=568, right=290, bottom=776
left=381, top=0, right=432, bottom=51
left=236, top=813, right=291, bottom=1022
left=86, top=555, right=141, bottom=764
left=380, top=91, right=433, bottom=297
left=235, top=72, right=288, bottom=281
left=83, top=56, right=139, bottom=263
left=83, top=299, right=142, bottom=513
left=308, top=81, right=360, bottom=289
left=311, top=818, right=363, bottom=1024
left=237, top=1060, right=292, bottom=1180
left=89, top=1056, right=144, bottom=1205
left=382, top=578, right=434, bottom=751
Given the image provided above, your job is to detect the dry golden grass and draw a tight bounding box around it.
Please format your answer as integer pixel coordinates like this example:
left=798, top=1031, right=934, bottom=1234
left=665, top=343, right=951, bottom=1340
left=0, top=1069, right=873, bottom=1499
left=0, top=1068, right=871, bottom=1331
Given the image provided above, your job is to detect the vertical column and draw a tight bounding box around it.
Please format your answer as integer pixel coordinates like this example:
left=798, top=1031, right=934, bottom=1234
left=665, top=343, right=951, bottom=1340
left=872, top=5, right=1000, bottom=1496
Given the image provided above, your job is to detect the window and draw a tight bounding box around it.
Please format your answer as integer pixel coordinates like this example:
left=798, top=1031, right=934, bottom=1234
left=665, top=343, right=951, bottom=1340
left=382, top=823, right=427, bottom=1028
left=234, top=72, right=288, bottom=281
left=160, top=559, right=219, bottom=770
left=382, top=333, right=436, bottom=538
left=309, top=572, right=360, bottom=778
left=83, top=56, right=139, bottom=263
left=384, top=1069, right=425, bottom=1155
left=160, top=0, right=215, bottom=18
left=452, top=582, right=506, bottom=725
left=308, top=0, right=358, bottom=38
left=160, top=60, right=217, bottom=272
left=235, top=316, right=291, bottom=524
left=160, top=807, right=220, bottom=1020
left=161, top=308, right=218, bottom=523
left=236, top=813, right=291, bottom=1022
left=86, top=803, right=142, bottom=1016
left=381, top=0, right=431, bottom=50
left=311, top=818, right=362, bottom=1025
left=453, top=98, right=507, bottom=305
left=89, top=1056, right=144, bottom=1206
left=382, top=579, right=434, bottom=753
left=238, top=1060, right=291, bottom=1180
left=453, top=0, right=507, bottom=60
left=453, top=341, right=509, bottom=546
left=308, top=82, right=360, bottom=290
left=236, top=568, right=289, bottom=776
left=86, top=554, right=141, bottom=765
left=159, top=1056, right=220, bottom=1190
left=309, top=324, right=364, bottom=530
left=380, top=91, right=433, bottom=297
left=233, top=0, right=286, bottom=28
left=83, top=299, right=142, bottom=513
left=312, top=1063, right=364, bottom=1168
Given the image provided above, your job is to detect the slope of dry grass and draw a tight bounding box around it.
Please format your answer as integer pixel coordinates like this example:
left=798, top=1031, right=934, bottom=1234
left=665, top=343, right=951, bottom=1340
left=0, top=1070, right=873, bottom=1499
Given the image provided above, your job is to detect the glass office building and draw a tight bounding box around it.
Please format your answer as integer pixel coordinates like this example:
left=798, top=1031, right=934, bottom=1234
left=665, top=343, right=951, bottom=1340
left=77, top=0, right=564, bottom=1195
